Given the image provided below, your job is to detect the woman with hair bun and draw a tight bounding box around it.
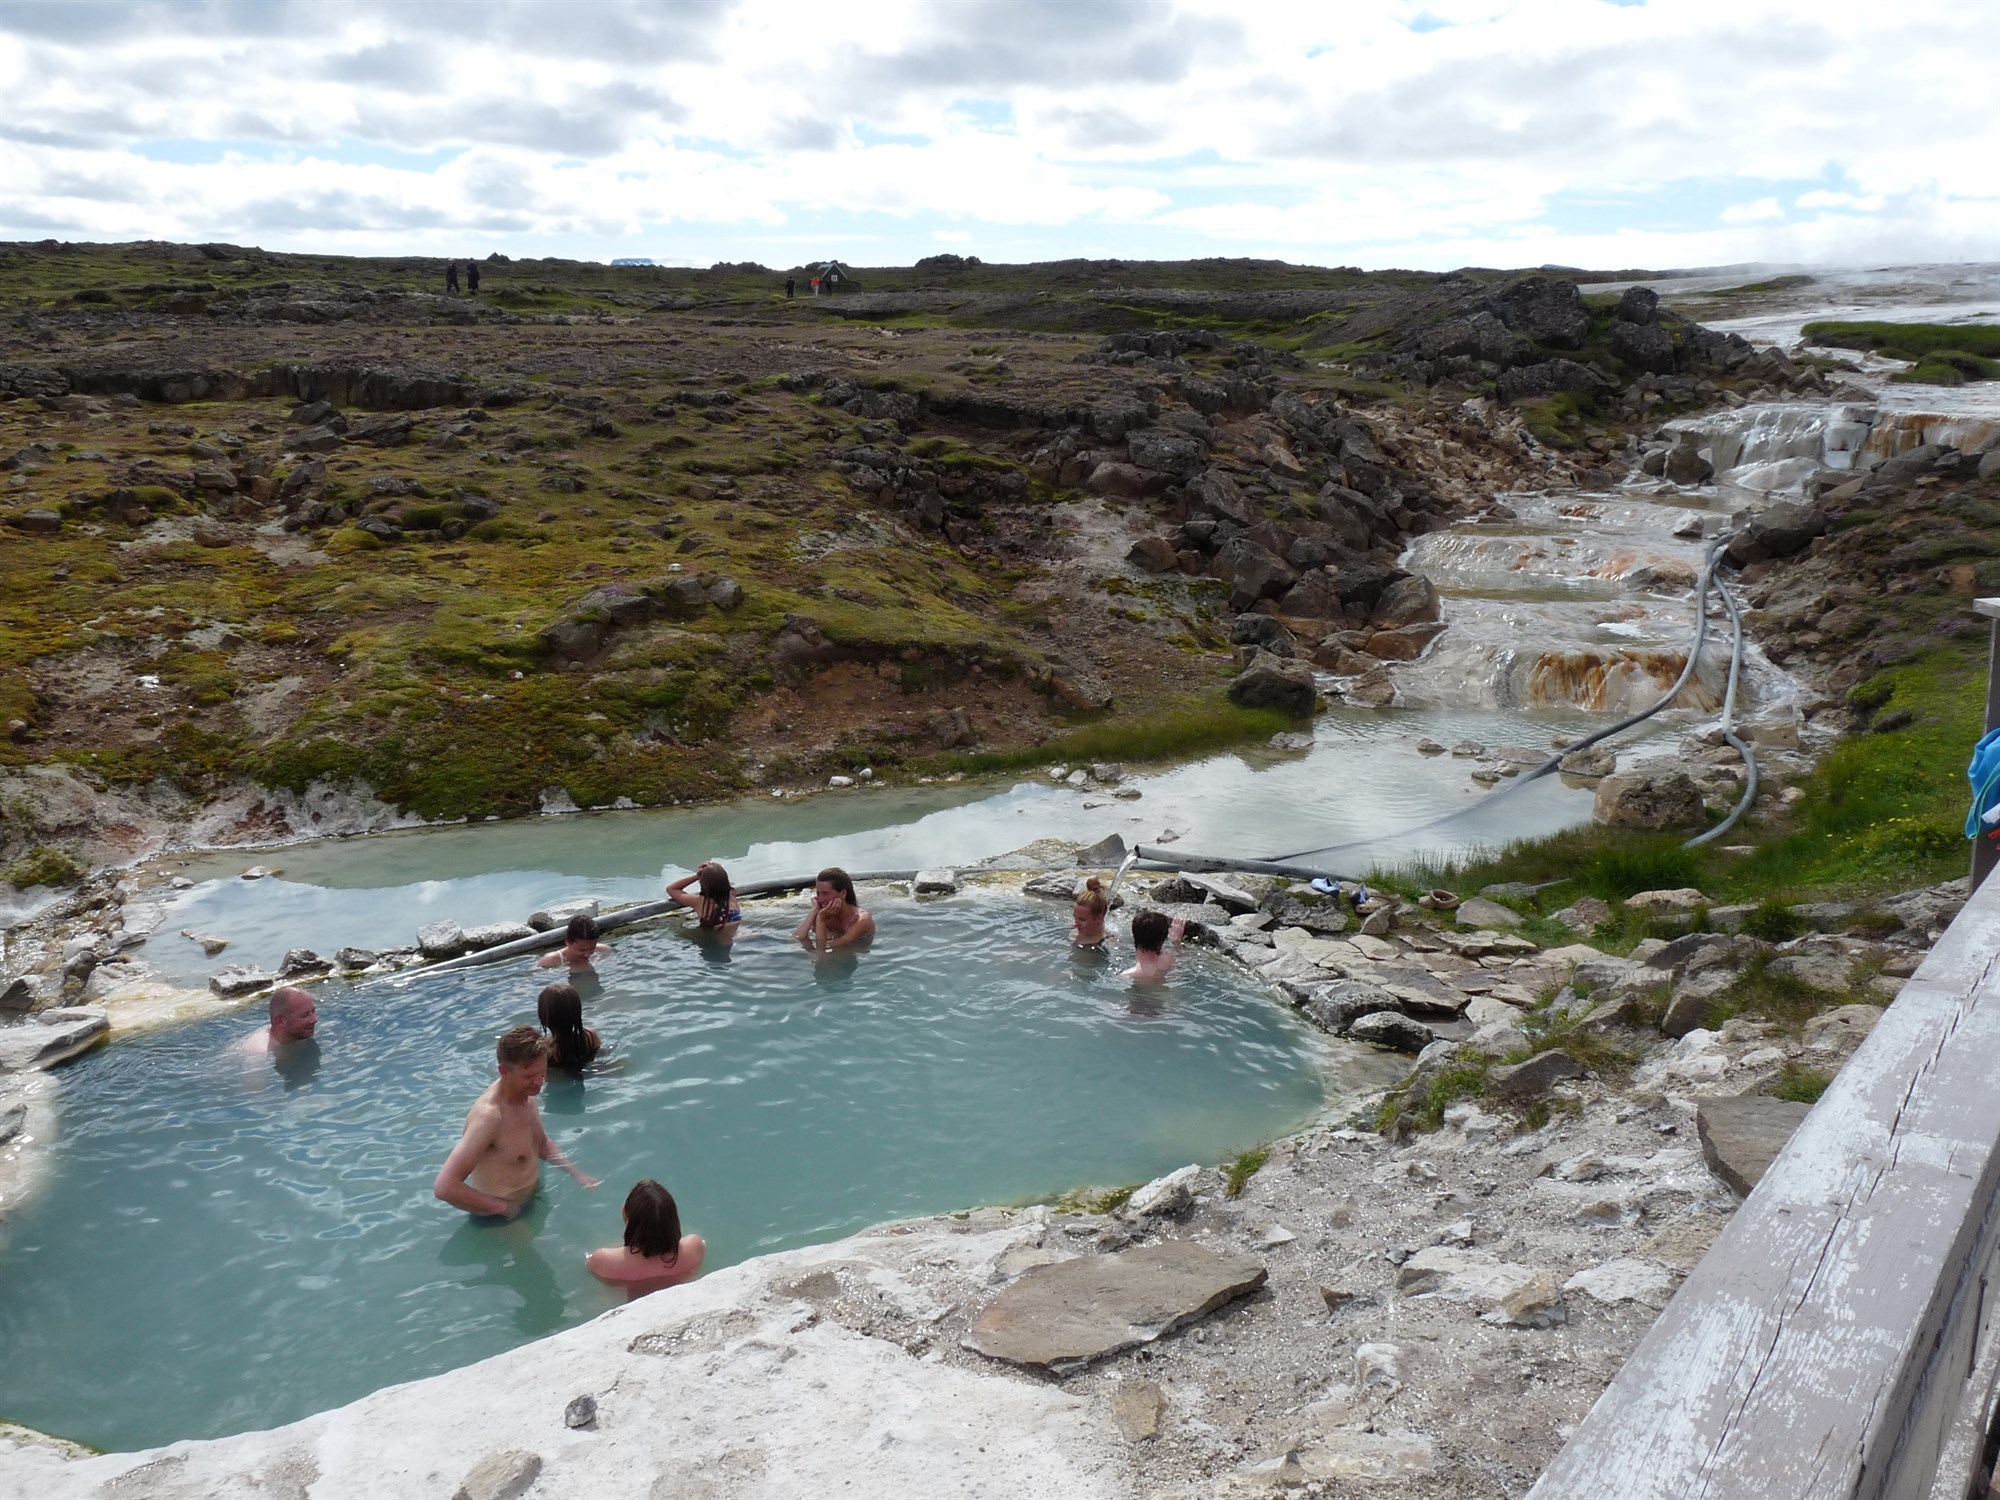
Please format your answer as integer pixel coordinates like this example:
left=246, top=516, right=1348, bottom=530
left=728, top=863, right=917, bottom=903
left=1072, top=877, right=1110, bottom=949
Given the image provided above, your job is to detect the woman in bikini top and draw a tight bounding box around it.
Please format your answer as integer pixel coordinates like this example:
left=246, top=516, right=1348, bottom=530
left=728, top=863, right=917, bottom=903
left=667, top=860, right=742, bottom=943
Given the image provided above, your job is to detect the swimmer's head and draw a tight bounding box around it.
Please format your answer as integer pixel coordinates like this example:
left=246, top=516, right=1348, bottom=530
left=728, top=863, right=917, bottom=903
left=496, top=1024, right=551, bottom=1092
left=564, top=913, right=600, bottom=949
left=1075, top=878, right=1109, bottom=920
left=814, top=867, right=856, bottom=909
left=1131, top=910, right=1171, bottom=955
left=537, top=982, right=583, bottom=1035
left=704, top=864, right=736, bottom=924
left=268, top=986, right=317, bottom=1043
left=623, top=1178, right=684, bottom=1262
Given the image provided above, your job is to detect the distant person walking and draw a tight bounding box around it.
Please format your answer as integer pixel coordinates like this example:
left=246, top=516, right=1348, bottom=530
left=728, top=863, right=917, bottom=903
left=467, top=260, right=481, bottom=295
left=445, top=261, right=460, bottom=295
left=785, top=276, right=795, bottom=300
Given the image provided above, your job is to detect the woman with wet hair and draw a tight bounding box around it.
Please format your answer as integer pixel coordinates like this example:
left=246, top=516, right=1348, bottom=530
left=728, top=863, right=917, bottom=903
left=790, top=866, right=876, bottom=953
left=666, top=859, right=742, bottom=943
left=585, top=1179, right=705, bottom=1298
left=1072, top=877, right=1110, bottom=949
left=536, top=982, right=602, bottom=1071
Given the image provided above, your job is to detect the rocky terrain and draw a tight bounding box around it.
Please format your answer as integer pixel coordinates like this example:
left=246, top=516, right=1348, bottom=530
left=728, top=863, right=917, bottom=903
left=0, top=842, right=1962, bottom=1497
left=0, top=243, right=1836, bottom=888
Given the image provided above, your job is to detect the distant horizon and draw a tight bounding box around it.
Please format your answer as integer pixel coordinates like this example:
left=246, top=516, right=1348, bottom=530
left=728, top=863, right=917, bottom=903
left=13, top=240, right=2000, bottom=286
left=2, top=2, right=1994, bottom=272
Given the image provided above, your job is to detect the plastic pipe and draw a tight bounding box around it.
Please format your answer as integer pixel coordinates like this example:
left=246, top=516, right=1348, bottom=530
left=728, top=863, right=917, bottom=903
left=404, top=868, right=921, bottom=978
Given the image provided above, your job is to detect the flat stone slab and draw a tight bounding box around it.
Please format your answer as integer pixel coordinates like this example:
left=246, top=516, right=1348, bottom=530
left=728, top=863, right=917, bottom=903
left=1697, top=1094, right=1812, bottom=1196
left=0, top=1007, right=109, bottom=1072
left=1457, top=897, right=1523, bottom=928
left=462, top=922, right=535, bottom=951
left=963, top=1239, right=1266, bottom=1375
left=209, top=965, right=274, bottom=997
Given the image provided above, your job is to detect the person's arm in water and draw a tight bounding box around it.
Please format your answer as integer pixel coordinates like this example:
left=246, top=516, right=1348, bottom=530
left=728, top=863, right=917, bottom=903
left=534, top=951, right=561, bottom=969
left=793, top=905, right=821, bottom=946
left=433, top=1105, right=516, bottom=1217
left=537, top=1117, right=600, bottom=1190
left=821, top=907, right=876, bottom=951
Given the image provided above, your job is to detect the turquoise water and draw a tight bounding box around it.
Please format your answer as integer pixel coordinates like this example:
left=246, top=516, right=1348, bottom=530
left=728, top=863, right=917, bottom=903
left=0, top=898, right=1336, bottom=1452
left=139, top=703, right=1619, bottom=989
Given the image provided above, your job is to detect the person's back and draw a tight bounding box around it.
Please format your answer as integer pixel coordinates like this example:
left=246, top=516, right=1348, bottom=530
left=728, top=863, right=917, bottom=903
left=587, top=1179, right=704, bottom=1299
left=537, top=981, right=602, bottom=1071
left=1122, top=911, right=1185, bottom=984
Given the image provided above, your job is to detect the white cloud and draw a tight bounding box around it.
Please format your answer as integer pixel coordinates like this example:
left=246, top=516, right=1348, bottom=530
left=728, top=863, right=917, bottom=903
left=1722, top=198, right=1786, bottom=225
left=0, top=0, right=1994, bottom=268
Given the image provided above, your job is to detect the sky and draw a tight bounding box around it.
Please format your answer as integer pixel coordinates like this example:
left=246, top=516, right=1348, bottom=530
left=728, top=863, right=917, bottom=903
left=0, top=0, right=1995, bottom=273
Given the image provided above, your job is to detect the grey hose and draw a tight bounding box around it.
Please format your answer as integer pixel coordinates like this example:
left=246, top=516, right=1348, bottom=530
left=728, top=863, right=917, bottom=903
left=1682, top=566, right=1759, bottom=847
left=1257, top=533, right=1746, bottom=865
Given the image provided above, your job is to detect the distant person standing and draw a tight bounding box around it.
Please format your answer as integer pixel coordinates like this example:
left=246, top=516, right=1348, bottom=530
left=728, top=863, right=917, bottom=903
left=467, top=260, right=481, bottom=295
left=785, top=276, right=795, bottom=300
left=810, top=275, right=820, bottom=297
left=445, top=261, right=460, bottom=295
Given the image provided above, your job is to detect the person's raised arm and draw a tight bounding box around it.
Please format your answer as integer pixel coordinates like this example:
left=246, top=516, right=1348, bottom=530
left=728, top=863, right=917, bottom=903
left=666, top=871, right=701, bottom=911
left=537, top=1118, right=599, bottom=1190
left=433, top=1109, right=511, bottom=1216
left=792, top=906, right=818, bottom=946
left=825, top=909, right=876, bottom=951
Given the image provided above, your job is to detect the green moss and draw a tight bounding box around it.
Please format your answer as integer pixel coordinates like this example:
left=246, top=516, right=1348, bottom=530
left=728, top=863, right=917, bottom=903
left=931, top=698, right=1288, bottom=777
left=1803, top=321, right=2000, bottom=361
left=4, top=844, right=85, bottom=889
left=1773, top=1062, right=1833, bottom=1105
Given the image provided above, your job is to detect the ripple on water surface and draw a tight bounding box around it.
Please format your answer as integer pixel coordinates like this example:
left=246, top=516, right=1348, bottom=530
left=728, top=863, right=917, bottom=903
left=0, top=898, right=1337, bottom=1452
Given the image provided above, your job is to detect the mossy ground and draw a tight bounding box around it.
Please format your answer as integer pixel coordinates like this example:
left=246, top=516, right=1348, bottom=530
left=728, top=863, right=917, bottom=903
left=3, top=241, right=1417, bottom=848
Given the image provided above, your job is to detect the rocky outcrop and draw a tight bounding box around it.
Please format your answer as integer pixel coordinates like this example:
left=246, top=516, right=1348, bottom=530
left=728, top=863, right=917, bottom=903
left=1227, top=652, right=1318, bottom=716
left=1593, top=770, right=1706, bottom=830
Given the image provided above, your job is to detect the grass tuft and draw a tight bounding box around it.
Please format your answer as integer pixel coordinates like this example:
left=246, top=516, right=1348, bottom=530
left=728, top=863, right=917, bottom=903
left=1223, top=1146, right=1271, bottom=1198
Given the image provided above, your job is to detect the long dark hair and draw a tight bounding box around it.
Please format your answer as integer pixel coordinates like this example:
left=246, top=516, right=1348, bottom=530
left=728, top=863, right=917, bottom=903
left=697, top=862, right=734, bottom=929
left=817, top=866, right=857, bottom=907
left=623, top=1178, right=683, bottom=1261
left=536, top=982, right=599, bottom=1070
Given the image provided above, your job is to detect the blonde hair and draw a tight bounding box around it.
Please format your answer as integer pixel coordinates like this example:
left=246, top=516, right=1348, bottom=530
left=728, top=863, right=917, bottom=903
left=1078, top=877, right=1109, bottom=917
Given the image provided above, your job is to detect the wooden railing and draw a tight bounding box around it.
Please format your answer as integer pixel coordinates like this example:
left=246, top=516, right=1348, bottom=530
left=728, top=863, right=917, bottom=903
left=1529, top=811, right=2000, bottom=1497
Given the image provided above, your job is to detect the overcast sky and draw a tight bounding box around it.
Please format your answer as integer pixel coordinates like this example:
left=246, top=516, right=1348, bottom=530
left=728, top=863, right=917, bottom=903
left=1, top=0, right=1994, bottom=271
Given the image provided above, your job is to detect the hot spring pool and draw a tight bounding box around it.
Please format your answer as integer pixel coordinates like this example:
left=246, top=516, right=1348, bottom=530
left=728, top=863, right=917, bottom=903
left=0, top=895, right=1364, bottom=1452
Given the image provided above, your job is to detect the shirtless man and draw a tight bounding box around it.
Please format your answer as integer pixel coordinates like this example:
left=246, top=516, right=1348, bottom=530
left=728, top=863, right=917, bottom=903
left=433, top=1025, right=598, bottom=1219
left=239, top=986, right=317, bottom=1055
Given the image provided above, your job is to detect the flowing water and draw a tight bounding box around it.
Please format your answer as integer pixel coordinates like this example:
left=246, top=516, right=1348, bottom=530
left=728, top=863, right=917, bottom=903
left=0, top=897, right=1367, bottom=1452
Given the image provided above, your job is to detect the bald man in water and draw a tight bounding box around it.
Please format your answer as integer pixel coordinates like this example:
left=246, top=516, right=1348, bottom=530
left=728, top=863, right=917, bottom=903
left=239, top=986, right=318, bottom=1055
left=434, top=1025, right=598, bottom=1219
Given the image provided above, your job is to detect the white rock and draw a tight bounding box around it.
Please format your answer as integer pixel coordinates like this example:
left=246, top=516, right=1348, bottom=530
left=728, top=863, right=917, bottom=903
left=1564, top=1258, right=1674, bottom=1308
left=913, top=868, right=960, bottom=896
left=1125, top=1163, right=1203, bottom=1217
left=1353, top=1342, right=1404, bottom=1392
left=827, top=775, right=855, bottom=788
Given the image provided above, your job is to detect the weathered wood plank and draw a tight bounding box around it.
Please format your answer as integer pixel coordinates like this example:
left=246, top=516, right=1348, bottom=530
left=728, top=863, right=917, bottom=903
left=1531, top=881, right=2000, bottom=1500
